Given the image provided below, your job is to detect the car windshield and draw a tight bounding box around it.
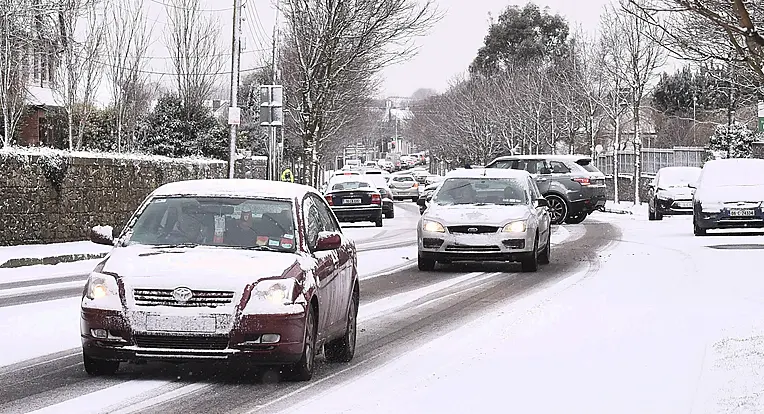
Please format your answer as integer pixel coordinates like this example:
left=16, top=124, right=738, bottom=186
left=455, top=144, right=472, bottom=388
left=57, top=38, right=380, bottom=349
left=432, top=177, right=528, bottom=205
left=125, top=196, right=296, bottom=252
left=702, top=162, right=764, bottom=188
left=659, top=168, right=701, bottom=187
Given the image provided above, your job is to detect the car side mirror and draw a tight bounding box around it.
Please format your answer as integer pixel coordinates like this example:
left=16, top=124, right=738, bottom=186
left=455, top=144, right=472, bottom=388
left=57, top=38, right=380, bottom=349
left=90, top=225, right=114, bottom=246
left=536, top=198, right=549, bottom=207
left=314, top=231, right=342, bottom=251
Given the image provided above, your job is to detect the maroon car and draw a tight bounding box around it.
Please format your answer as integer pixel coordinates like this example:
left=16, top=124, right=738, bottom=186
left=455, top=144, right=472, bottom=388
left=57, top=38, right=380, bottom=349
left=81, top=179, right=359, bottom=381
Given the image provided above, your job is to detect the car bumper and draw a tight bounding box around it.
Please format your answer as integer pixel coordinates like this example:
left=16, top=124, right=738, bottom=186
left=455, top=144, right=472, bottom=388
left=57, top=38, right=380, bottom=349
left=391, top=189, right=419, bottom=198
left=695, top=209, right=764, bottom=230
left=80, top=307, right=306, bottom=364
left=655, top=198, right=693, bottom=215
left=418, top=229, right=534, bottom=262
left=331, top=206, right=382, bottom=222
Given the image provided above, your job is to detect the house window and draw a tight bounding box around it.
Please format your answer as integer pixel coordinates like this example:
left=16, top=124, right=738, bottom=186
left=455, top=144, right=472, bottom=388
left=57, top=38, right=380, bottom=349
left=32, top=50, right=55, bottom=85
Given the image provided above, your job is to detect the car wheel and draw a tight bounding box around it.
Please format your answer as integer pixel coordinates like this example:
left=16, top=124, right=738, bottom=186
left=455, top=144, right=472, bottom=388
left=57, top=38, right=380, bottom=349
left=545, top=195, right=568, bottom=225
left=655, top=209, right=663, bottom=220
left=648, top=203, right=656, bottom=220
left=564, top=213, right=586, bottom=224
left=325, top=289, right=358, bottom=363
left=289, top=304, right=317, bottom=381
left=693, top=220, right=707, bottom=236
left=538, top=231, right=551, bottom=265
left=418, top=254, right=436, bottom=271
left=520, top=235, right=539, bottom=272
left=375, top=217, right=383, bottom=227
left=386, top=209, right=395, bottom=219
left=83, top=354, right=119, bottom=376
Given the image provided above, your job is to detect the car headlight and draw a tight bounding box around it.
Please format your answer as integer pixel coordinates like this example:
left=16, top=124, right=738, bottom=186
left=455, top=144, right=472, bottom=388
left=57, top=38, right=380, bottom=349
left=701, top=201, right=723, bottom=213
left=82, top=272, right=121, bottom=310
left=502, top=221, right=527, bottom=233
left=243, top=278, right=302, bottom=314
left=422, top=220, right=446, bottom=233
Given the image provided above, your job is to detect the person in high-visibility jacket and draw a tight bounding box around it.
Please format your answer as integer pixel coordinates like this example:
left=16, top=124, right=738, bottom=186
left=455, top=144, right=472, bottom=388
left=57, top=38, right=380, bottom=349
left=280, top=168, right=294, bottom=183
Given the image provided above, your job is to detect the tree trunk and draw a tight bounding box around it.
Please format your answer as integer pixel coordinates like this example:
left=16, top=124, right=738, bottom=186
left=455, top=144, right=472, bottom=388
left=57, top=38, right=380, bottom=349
left=613, top=115, right=620, bottom=204
left=633, top=101, right=641, bottom=205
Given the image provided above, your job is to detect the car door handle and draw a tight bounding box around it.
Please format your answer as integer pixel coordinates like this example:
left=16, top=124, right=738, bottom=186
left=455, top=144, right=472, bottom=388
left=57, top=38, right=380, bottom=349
left=536, top=178, right=548, bottom=182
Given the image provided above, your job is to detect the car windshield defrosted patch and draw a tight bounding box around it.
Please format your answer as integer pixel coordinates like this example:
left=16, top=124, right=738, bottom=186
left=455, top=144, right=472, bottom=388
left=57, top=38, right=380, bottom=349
left=433, top=178, right=528, bottom=206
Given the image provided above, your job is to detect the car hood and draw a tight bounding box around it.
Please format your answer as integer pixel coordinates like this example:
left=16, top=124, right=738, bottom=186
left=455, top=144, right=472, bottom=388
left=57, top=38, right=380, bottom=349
left=657, top=186, right=694, bottom=199
left=101, top=245, right=305, bottom=291
left=697, top=185, right=764, bottom=203
left=424, top=204, right=530, bottom=226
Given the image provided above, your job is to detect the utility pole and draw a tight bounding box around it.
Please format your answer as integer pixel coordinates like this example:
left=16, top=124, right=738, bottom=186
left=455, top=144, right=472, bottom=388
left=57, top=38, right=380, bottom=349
left=227, top=0, right=243, bottom=179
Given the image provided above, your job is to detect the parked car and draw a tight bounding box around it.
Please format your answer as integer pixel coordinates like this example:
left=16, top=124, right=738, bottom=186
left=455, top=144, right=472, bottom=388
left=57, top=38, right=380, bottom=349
left=324, top=175, right=384, bottom=227
left=416, top=168, right=551, bottom=272
left=388, top=173, right=420, bottom=201
left=365, top=174, right=396, bottom=219
left=81, top=179, right=359, bottom=381
left=485, top=154, right=606, bottom=225
left=647, top=166, right=702, bottom=220
left=692, top=158, right=764, bottom=236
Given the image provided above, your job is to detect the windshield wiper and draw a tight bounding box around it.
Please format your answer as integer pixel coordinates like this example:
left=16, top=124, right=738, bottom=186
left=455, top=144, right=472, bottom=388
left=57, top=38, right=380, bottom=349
left=151, top=243, right=198, bottom=249
left=238, top=245, right=289, bottom=252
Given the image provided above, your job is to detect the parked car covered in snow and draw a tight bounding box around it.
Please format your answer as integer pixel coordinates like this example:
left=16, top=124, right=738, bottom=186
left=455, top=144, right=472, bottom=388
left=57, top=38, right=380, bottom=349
left=81, top=179, right=359, bottom=381
left=647, top=166, right=701, bottom=220
left=692, top=158, right=764, bottom=236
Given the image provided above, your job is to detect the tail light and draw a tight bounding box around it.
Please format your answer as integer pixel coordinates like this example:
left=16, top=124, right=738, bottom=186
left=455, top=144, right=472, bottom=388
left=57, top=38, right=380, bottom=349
left=413, top=182, right=419, bottom=188
left=371, top=193, right=381, bottom=204
left=325, top=195, right=333, bottom=205
left=573, top=177, right=590, bottom=186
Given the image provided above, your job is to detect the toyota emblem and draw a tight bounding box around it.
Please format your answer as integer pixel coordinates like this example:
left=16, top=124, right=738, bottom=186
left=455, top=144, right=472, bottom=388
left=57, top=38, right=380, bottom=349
left=467, top=227, right=478, bottom=233
left=172, top=287, right=193, bottom=302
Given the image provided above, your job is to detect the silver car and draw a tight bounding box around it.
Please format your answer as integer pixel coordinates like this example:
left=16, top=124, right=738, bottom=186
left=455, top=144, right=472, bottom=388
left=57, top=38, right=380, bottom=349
left=388, top=174, right=420, bottom=201
left=417, top=168, right=552, bottom=272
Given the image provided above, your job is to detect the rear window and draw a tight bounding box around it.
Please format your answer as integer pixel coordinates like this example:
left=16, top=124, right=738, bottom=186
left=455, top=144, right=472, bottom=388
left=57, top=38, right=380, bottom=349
left=393, top=176, right=414, bottom=182
left=332, top=181, right=371, bottom=191
left=487, top=160, right=513, bottom=169
left=575, top=158, right=601, bottom=173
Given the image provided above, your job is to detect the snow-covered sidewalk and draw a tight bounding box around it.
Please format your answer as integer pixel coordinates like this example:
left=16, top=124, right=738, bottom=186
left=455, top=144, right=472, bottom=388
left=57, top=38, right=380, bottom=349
left=599, top=200, right=649, bottom=216
left=0, top=240, right=110, bottom=269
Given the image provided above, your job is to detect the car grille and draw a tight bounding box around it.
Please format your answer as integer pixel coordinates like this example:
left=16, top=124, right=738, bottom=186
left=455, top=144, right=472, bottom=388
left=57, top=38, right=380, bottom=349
left=445, top=244, right=501, bottom=252
left=133, top=334, right=229, bottom=350
left=448, top=225, right=499, bottom=234
left=133, top=289, right=235, bottom=308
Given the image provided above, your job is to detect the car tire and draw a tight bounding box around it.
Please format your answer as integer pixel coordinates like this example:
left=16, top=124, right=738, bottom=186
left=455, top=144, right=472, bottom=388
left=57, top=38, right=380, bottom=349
left=564, top=213, right=586, bottom=224
left=693, top=220, right=707, bottom=236
left=386, top=209, right=395, bottom=219
left=288, top=304, right=317, bottom=381
left=325, top=290, right=358, bottom=363
left=520, top=236, right=539, bottom=272
left=655, top=209, right=663, bottom=220
left=418, top=254, right=436, bottom=271
left=83, top=354, right=119, bottom=376
left=375, top=217, right=383, bottom=227
left=648, top=204, right=656, bottom=221
left=545, top=194, right=568, bottom=225
left=538, top=231, right=551, bottom=265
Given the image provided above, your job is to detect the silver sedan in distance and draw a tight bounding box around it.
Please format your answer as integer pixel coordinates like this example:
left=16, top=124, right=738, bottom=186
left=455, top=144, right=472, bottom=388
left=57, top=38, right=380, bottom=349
left=417, top=168, right=552, bottom=272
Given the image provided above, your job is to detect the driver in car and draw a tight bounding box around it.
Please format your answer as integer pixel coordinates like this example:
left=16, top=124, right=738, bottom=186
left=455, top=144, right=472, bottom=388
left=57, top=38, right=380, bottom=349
left=448, top=182, right=477, bottom=204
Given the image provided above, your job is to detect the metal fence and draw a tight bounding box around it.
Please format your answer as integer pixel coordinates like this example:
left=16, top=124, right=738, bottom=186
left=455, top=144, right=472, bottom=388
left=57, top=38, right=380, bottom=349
left=595, top=147, right=708, bottom=176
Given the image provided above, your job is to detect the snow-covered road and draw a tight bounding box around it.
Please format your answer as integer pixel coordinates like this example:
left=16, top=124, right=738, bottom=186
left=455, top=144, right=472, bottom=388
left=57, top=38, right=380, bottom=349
left=13, top=204, right=751, bottom=414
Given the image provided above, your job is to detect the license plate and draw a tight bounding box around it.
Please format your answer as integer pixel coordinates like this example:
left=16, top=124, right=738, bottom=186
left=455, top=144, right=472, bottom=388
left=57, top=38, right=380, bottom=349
left=146, top=315, right=216, bottom=332
left=729, top=209, right=755, bottom=217
left=343, top=198, right=362, bottom=205
left=676, top=201, right=692, bottom=208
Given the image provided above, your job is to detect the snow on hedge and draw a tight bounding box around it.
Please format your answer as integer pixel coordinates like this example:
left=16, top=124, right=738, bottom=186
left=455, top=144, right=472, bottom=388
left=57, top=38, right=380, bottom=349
left=0, top=146, right=226, bottom=165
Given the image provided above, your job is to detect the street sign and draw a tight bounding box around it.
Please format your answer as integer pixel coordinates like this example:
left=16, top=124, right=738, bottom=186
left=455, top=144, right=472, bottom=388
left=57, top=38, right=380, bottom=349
left=228, top=107, right=241, bottom=125
left=259, top=85, right=283, bottom=126
left=758, top=101, right=764, bottom=132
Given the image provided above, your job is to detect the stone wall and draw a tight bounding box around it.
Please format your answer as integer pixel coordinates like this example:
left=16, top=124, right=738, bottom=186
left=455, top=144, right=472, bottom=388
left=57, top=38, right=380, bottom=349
left=604, top=174, right=653, bottom=203
left=0, top=149, right=267, bottom=246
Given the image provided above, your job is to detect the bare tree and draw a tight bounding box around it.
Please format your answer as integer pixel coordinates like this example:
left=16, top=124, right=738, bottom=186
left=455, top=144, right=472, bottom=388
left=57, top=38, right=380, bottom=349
left=281, top=0, right=441, bottom=186
left=0, top=2, right=34, bottom=147
left=55, top=0, right=105, bottom=150
left=626, top=0, right=764, bottom=82
left=600, top=0, right=665, bottom=204
left=164, top=0, right=224, bottom=108
left=104, top=0, right=152, bottom=152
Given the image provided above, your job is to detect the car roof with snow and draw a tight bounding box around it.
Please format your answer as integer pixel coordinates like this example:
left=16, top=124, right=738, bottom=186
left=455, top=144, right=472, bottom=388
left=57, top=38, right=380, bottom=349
left=702, top=158, right=764, bottom=170
left=444, top=168, right=531, bottom=180
left=150, top=179, right=318, bottom=200
left=490, top=154, right=593, bottom=161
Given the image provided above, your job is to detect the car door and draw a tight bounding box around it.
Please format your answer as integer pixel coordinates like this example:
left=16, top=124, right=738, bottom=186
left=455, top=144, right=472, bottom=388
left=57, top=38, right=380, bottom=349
left=302, top=196, right=341, bottom=338
left=512, top=159, right=553, bottom=194
left=529, top=177, right=551, bottom=245
left=314, top=195, right=352, bottom=336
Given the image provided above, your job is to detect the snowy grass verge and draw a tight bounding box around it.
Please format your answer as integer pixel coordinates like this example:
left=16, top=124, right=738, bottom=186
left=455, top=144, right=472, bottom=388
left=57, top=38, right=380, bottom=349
left=0, top=145, right=224, bottom=165
left=601, top=200, right=649, bottom=216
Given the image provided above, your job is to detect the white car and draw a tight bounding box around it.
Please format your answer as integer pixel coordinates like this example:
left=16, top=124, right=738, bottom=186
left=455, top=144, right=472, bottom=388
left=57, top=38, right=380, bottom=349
left=417, top=168, right=552, bottom=272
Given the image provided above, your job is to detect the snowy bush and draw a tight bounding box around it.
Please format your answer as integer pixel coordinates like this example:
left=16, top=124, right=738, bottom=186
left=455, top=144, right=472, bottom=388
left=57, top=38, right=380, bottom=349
left=707, top=122, right=757, bottom=160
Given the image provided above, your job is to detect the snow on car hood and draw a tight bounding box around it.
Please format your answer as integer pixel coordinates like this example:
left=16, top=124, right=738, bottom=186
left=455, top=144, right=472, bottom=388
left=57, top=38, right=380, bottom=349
left=425, top=204, right=530, bottom=226
left=697, top=185, right=764, bottom=203
left=101, top=245, right=304, bottom=291
left=658, top=186, right=694, bottom=199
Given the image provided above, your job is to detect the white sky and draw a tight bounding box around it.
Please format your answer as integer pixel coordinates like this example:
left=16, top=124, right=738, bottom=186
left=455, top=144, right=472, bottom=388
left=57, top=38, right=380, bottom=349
left=92, top=0, right=679, bottom=104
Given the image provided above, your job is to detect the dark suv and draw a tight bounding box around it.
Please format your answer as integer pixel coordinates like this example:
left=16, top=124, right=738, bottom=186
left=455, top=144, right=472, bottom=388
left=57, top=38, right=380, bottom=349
left=485, top=154, right=607, bottom=224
